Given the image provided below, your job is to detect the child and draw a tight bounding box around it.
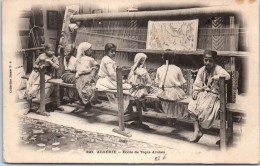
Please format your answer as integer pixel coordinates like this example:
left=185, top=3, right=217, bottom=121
left=96, top=43, right=131, bottom=111
left=60, top=44, right=78, bottom=101
left=25, top=43, right=59, bottom=116
left=61, top=44, right=77, bottom=83
left=188, top=49, right=230, bottom=143
left=75, top=42, right=98, bottom=110
left=96, top=43, right=131, bottom=90
left=155, top=51, right=188, bottom=124
left=128, top=53, right=151, bottom=112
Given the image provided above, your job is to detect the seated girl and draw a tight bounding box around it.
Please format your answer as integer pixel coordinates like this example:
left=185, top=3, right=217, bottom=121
left=60, top=44, right=78, bottom=100
left=96, top=43, right=131, bottom=111
left=128, top=53, right=151, bottom=112
left=96, top=43, right=131, bottom=90
left=61, top=44, right=77, bottom=83
left=188, top=49, right=230, bottom=143
left=25, top=43, right=59, bottom=116
left=75, top=42, right=98, bottom=110
left=155, top=51, right=188, bottom=124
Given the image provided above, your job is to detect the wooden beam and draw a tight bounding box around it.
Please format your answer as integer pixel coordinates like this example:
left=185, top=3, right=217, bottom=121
left=93, top=48, right=248, bottom=57
left=19, top=30, right=30, bottom=36
left=80, top=31, right=146, bottom=44
left=71, top=6, right=240, bottom=22
left=20, top=11, right=32, bottom=18
left=16, top=47, right=45, bottom=53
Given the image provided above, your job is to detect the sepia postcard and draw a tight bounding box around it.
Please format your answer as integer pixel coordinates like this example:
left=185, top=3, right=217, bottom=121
left=2, top=0, right=260, bottom=164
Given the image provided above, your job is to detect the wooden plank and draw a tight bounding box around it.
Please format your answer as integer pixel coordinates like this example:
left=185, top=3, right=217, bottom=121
left=47, top=79, right=75, bottom=88
left=219, top=77, right=227, bottom=151
left=226, top=103, right=246, bottom=114
left=47, top=78, right=131, bottom=94
left=142, top=111, right=222, bottom=129
left=32, top=97, right=56, bottom=104
left=92, top=48, right=249, bottom=57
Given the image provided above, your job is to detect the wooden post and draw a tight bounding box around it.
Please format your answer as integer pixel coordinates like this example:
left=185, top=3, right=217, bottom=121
left=57, top=5, right=79, bottom=78
left=219, top=77, right=227, bottom=151
left=227, top=111, right=233, bottom=141
left=117, top=67, right=124, bottom=131
left=112, top=67, right=132, bottom=137
left=39, top=66, right=46, bottom=114
left=226, top=16, right=236, bottom=142
left=187, top=69, right=192, bottom=96
left=230, top=16, right=236, bottom=71
left=56, top=85, right=61, bottom=107
left=136, top=100, right=143, bottom=126
left=23, top=54, right=28, bottom=74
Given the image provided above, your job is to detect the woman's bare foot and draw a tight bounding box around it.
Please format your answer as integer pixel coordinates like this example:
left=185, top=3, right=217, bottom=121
left=189, top=131, right=203, bottom=143
left=23, top=109, right=31, bottom=115
left=36, top=109, right=50, bottom=116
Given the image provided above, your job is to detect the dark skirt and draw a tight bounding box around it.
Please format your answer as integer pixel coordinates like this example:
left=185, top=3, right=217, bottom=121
left=61, top=72, right=77, bottom=84
left=75, top=74, right=96, bottom=104
left=61, top=72, right=78, bottom=100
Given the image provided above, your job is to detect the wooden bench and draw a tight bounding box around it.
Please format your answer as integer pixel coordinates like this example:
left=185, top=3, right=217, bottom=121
left=27, top=66, right=244, bottom=150
left=116, top=67, right=245, bottom=151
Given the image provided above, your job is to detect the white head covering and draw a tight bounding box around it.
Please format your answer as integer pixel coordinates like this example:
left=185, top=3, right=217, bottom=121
left=128, top=53, right=148, bottom=80
left=132, top=53, right=147, bottom=70
left=76, top=42, right=92, bottom=59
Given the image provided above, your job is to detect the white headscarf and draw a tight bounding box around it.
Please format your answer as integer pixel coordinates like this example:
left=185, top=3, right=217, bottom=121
left=128, top=53, right=147, bottom=80
left=76, top=42, right=92, bottom=59
left=132, top=53, right=147, bottom=70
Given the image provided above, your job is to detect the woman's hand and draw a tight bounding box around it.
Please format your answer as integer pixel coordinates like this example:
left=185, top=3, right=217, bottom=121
left=44, top=59, right=52, bottom=64
left=33, top=64, right=39, bottom=69
left=75, top=72, right=79, bottom=78
left=211, top=75, right=219, bottom=81
left=192, top=91, right=199, bottom=100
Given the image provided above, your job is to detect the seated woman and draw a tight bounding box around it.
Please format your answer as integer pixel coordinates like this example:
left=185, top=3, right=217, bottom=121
left=188, top=49, right=230, bottom=143
left=96, top=43, right=131, bottom=111
left=128, top=53, right=151, bottom=112
left=25, top=43, right=59, bottom=116
left=75, top=42, right=98, bottom=110
left=155, top=51, right=188, bottom=124
left=60, top=44, right=78, bottom=100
